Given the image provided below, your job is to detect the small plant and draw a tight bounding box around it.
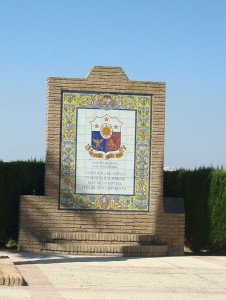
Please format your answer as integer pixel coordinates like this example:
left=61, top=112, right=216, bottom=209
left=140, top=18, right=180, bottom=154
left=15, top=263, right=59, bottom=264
left=5, top=239, right=17, bottom=249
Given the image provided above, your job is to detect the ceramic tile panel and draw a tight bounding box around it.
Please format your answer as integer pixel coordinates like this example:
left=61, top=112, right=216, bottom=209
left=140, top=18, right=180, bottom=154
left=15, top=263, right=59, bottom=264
left=59, top=92, right=152, bottom=211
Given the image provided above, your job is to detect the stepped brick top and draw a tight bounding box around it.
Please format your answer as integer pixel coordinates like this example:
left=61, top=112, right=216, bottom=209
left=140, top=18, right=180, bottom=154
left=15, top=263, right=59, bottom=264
left=86, top=66, right=129, bottom=81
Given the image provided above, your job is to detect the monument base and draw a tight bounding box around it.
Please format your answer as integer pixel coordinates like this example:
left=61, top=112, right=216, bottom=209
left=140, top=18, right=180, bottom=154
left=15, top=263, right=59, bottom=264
left=18, top=195, right=184, bottom=255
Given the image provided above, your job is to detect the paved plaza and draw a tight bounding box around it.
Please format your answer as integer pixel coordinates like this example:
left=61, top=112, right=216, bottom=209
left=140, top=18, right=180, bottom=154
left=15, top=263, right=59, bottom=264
left=0, top=249, right=226, bottom=299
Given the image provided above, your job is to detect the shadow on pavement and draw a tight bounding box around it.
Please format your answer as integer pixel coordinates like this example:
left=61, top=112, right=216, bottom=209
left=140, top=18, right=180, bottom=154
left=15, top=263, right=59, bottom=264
left=14, top=253, right=134, bottom=265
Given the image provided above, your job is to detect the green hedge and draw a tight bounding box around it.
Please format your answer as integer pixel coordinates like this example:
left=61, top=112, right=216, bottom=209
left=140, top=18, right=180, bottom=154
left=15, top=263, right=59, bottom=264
left=0, top=162, right=225, bottom=253
left=164, top=168, right=226, bottom=253
left=0, top=161, right=45, bottom=246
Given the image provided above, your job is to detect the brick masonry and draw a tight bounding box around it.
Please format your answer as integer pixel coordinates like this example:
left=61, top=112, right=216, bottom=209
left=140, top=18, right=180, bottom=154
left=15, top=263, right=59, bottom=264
left=18, top=66, right=185, bottom=255
left=0, top=256, right=24, bottom=286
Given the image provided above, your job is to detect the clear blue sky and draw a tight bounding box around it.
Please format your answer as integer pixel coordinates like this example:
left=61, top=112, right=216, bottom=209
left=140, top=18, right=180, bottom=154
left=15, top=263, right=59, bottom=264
left=0, top=0, right=225, bottom=169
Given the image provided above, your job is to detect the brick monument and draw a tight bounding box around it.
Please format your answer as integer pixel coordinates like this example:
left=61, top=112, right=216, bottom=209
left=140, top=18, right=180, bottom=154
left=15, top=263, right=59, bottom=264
left=18, top=66, right=185, bottom=255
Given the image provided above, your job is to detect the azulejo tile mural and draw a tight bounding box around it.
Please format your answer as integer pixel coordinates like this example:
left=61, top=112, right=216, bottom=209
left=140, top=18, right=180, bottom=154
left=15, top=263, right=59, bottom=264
left=60, top=91, right=152, bottom=211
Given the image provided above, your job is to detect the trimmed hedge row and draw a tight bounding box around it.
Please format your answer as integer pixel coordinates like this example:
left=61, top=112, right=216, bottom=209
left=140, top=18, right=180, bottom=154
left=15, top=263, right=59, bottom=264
left=0, top=161, right=45, bottom=245
left=164, top=167, right=226, bottom=253
left=0, top=162, right=225, bottom=253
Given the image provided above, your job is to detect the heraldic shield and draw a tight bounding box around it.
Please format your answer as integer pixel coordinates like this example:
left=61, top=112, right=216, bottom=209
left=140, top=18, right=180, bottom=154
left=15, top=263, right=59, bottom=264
left=90, top=114, right=122, bottom=153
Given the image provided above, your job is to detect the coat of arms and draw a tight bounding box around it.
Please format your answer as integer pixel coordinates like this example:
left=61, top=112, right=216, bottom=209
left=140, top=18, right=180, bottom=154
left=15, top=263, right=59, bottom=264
left=85, top=114, right=126, bottom=159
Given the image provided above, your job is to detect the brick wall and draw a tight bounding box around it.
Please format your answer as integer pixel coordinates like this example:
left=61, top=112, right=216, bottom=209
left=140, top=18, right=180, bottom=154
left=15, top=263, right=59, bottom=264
left=18, top=66, right=184, bottom=255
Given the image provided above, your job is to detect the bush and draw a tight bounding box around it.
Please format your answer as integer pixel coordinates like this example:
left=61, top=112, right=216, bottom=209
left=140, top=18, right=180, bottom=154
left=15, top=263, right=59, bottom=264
left=0, top=160, right=45, bottom=246
left=164, top=167, right=226, bottom=253
left=208, top=169, right=226, bottom=252
left=1, top=161, right=225, bottom=254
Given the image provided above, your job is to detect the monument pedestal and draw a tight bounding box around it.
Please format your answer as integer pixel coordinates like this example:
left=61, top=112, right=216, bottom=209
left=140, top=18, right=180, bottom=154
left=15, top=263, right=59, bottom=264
left=18, top=67, right=185, bottom=255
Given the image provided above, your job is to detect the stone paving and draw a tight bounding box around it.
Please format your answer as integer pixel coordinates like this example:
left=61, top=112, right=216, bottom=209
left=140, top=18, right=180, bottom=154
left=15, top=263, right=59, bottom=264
left=0, top=249, right=226, bottom=299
